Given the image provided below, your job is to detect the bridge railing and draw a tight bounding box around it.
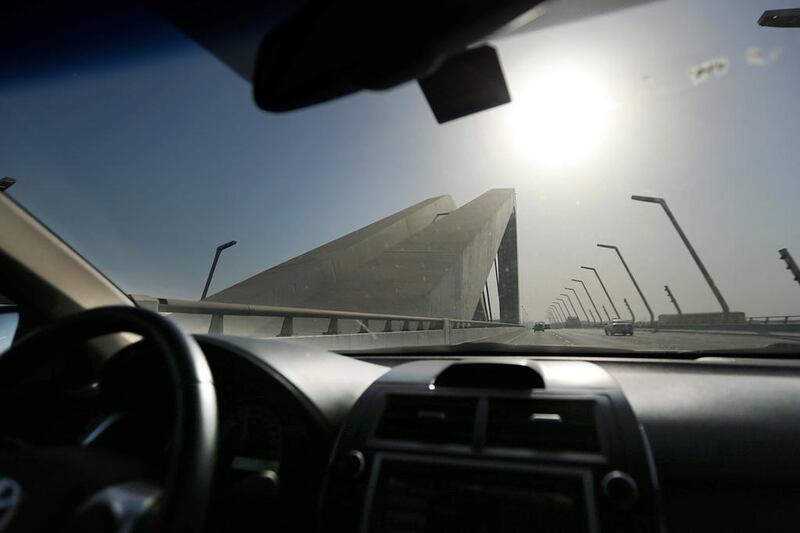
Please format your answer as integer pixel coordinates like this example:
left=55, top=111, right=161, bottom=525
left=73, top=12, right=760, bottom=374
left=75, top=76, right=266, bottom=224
left=747, top=315, right=800, bottom=325
left=131, top=295, right=522, bottom=338
left=554, top=319, right=800, bottom=332
left=654, top=317, right=800, bottom=333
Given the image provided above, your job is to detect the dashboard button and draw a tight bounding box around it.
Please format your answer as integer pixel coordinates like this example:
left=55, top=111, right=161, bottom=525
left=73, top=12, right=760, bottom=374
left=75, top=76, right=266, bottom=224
left=341, top=450, right=365, bottom=479
left=602, top=470, right=639, bottom=509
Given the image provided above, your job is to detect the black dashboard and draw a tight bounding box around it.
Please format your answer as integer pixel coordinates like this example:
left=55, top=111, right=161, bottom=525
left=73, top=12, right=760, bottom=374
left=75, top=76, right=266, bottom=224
left=195, top=336, right=388, bottom=532
left=321, top=359, right=661, bottom=533
left=191, top=336, right=800, bottom=533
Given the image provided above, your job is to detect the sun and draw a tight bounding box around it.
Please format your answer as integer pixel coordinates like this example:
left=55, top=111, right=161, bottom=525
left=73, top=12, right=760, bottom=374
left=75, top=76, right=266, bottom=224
left=505, top=68, right=617, bottom=168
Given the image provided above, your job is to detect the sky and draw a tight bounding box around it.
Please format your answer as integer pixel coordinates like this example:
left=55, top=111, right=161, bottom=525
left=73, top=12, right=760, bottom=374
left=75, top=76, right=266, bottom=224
left=1, top=0, right=799, bottom=323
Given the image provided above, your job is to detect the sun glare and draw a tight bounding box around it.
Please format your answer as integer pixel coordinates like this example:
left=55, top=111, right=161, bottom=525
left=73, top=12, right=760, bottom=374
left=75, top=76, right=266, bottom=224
left=506, top=69, right=617, bottom=168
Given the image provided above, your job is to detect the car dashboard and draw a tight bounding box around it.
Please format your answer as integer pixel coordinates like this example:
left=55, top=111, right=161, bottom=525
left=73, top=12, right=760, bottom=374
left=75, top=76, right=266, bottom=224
left=194, top=335, right=800, bottom=533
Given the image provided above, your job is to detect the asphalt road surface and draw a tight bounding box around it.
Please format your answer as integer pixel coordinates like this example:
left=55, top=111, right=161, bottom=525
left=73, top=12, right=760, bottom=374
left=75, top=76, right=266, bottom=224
left=487, top=327, right=800, bottom=352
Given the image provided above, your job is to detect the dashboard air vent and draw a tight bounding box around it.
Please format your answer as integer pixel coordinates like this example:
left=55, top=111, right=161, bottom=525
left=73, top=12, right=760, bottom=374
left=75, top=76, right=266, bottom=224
left=375, top=395, right=477, bottom=444
left=486, top=399, right=599, bottom=452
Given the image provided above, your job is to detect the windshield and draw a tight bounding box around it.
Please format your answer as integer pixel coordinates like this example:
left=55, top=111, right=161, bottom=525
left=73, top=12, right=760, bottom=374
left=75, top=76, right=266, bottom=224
left=2, top=0, right=799, bottom=353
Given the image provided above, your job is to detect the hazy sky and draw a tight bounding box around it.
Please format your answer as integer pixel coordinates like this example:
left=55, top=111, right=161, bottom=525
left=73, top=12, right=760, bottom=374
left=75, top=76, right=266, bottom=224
left=2, top=0, right=799, bottom=322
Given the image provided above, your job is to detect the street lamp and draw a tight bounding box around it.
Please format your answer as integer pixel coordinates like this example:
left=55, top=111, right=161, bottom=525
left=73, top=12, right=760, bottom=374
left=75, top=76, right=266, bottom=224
left=0, top=177, right=16, bottom=192
left=566, top=287, right=592, bottom=326
left=580, top=266, right=620, bottom=318
left=551, top=304, right=565, bottom=326
left=779, top=248, right=800, bottom=288
left=597, top=243, right=655, bottom=328
left=664, top=285, right=683, bottom=315
left=201, top=240, right=238, bottom=300
left=556, top=304, right=567, bottom=325
left=572, top=278, right=601, bottom=327
left=560, top=293, right=580, bottom=326
left=624, top=298, right=636, bottom=323
left=632, top=195, right=729, bottom=320
left=556, top=299, right=571, bottom=320
left=552, top=305, right=565, bottom=327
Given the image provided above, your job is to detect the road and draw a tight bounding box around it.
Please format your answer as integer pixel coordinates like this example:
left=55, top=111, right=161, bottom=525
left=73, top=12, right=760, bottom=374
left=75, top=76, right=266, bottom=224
left=486, top=327, right=800, bottom=352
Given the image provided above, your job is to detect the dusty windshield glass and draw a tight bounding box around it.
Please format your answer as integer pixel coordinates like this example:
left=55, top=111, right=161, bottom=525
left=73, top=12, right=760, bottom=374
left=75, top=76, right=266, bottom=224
left=2, top=0, right=799, bottom=352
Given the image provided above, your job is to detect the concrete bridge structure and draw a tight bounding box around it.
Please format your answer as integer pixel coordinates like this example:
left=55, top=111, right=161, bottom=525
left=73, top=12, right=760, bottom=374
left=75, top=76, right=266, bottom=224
left=209, top=188, right=520, bottom=324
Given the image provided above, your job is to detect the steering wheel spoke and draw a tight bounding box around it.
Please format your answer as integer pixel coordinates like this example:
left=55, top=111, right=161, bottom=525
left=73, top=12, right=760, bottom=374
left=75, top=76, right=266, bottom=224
left=73, top=481, right=162, bottom=533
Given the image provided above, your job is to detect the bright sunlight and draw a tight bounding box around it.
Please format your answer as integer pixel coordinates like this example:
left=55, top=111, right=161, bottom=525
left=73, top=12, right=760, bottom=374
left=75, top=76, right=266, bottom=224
left=506, top=68, right=617, bottom=168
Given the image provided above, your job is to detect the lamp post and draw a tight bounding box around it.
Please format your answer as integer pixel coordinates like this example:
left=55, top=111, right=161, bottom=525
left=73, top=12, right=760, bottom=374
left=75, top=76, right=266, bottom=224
left=556, top=299, right=571, bottom=320
left=597, top=244, right=655, bottom=328
left=557, top=305, right=567, bottom=325
left=0, top=177, right=15, bottom=192
left=580, top=266, right=620, bottom=318
left=554, top=305, right=566, bottom=327
left=550, top=305, right=564, bottom=326
left=551, top=304, right=565, bottom=326
left=624, top=297, right=636, bottom=323
left=566, top=287, right=592, bottom=326
left=572, top=279, right=601, bottom=327
left=560, top=293, right=580, bottom=326
left=632, top=195, right=729, bottom=321
left=555, top=299, right=566, bottom=318
left=201, top=240, right=238, bottom=300
left=664, top=285, right=683, bottom=315
left=779, top=248, right=800, bottom=288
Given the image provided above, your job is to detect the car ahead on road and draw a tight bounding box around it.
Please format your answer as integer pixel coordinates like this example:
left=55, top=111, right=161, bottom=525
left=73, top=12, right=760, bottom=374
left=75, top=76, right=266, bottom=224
left=533, top=321, right=546, bottom=332
left=605, top=319, right=634, bottom=336
left=544, top=323, right=551, bottom=330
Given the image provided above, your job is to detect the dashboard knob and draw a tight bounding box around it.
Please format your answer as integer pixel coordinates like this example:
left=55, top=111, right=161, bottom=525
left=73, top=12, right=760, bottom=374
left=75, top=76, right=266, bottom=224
left=601, top=471, right=639, bottom=509
left=224, top=470, right=281, bottom=529
left=341, top=450, right=365, bottom=479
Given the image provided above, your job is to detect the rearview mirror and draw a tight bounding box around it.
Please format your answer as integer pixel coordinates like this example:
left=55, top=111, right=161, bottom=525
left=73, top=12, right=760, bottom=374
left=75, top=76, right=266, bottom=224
left=156, top=0, right=659, bottom=121
left=252, top=0, right=543, bottom=112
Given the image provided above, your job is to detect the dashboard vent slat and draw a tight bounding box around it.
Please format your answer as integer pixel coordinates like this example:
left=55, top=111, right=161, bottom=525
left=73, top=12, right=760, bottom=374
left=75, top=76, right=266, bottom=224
left=376, top=395, right=477, bottom=445
left=487, top=399, right=599, bottom=452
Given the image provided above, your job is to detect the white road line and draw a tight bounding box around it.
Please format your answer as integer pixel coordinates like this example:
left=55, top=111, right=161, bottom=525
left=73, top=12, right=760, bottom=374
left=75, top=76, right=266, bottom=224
left=506, top=329, right=529, bottom=345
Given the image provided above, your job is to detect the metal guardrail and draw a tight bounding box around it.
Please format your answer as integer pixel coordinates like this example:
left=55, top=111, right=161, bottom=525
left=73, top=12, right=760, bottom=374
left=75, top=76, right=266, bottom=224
left=131, top=296, right=523, bottom=337
left=550, top=317, right=800, bottom=333
left=654, top=319, right=800, bottom=334
left=748, top=315, right=800, bottom=325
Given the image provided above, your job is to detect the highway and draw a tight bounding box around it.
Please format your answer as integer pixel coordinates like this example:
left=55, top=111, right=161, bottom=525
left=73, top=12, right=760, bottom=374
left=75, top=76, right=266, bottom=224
left=487, top=327, right=800, bottom=352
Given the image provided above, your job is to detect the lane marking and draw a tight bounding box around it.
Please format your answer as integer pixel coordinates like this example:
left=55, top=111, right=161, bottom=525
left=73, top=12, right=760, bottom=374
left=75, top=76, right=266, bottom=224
left=506, top=329, right=530, bottom=345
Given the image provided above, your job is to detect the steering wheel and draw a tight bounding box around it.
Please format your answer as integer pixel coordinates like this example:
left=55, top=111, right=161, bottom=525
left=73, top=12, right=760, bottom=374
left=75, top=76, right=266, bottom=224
left=0, top=306, right=217, bottom=532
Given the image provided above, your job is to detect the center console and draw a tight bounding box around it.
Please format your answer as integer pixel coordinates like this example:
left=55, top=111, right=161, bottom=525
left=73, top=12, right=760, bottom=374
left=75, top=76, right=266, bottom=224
left=320, top=359, right=663, bottom=533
